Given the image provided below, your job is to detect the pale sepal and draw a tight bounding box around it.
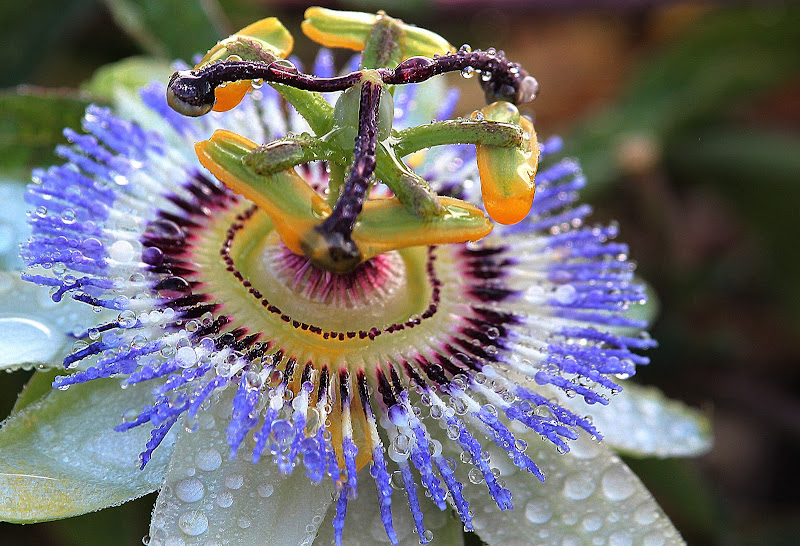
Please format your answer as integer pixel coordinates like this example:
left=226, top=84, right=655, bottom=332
left=558, top=382, right=712, bottom=458
left=0, top=377, right=174, bottom=522
left=148, top=386, right=334, bottom=546
left=0, top=181, right=30, bottom=270
left=0, top=271, right=110, bottom=372
left=453, top=431, right=685, bottom=546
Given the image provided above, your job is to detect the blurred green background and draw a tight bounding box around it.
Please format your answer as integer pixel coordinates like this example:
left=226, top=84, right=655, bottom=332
left=1, top=1, right=799, bottom=544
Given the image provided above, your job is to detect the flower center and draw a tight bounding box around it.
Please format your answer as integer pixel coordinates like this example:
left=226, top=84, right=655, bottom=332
left=189, top=200, right=438, bottom=357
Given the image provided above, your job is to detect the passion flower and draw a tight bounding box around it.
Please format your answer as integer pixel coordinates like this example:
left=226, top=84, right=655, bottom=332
left=2, top=6, right=711, bottom=546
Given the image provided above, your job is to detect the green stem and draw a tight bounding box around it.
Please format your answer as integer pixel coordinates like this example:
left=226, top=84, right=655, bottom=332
left=375, top=144, right=443, bottom=218
left=270, top=84, right=335, bottom=135
left=326, top=161, right=347, bottom=208
left=243, top=135, right=329, bottom=175
left=393, top=119, right=525, bottom=157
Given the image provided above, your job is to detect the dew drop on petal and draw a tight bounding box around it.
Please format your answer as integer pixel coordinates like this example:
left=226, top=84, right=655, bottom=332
left=225, top=474, right=244, bottom=489
left=195, top=448, right=222, bottom=471
left=175, top=346, right=198, bottom=368
left=109, top=240, right=135, bottom=263
left=563, top=471, right=596, bottom=500
left=0, top=317, right=61, bottom=366
left=175, top=477, right=205, bottom=503
left=643, top=530, right=667, bottom=546
left=178, top=510, right=208, bottom=536
left=582, top=513, right=604, bottom=532
left=608, top=530, right=633, bottom=546
left=525, top=497, right=552, bottom=524
left=601, top=464, right=636, bottom=501
left=257, top=483, right=274, bottom=498
left=216, top=491, right=233, bottom=508
left=634, top=503, right=659, bottom=525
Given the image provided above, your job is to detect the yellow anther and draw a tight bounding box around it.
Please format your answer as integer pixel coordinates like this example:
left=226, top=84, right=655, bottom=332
left=475, top=102, right=539, bottom=225
left=302, top=6, right=454, bottom=59
left=198, top=18, right=293, bottom=67
left=194, top=130, right=492, bottom=270
left=212, top=81, right=253, bottom=112
left=353, top=197, right=492, bottom=261
left=195, top=130, right=330, bottom=257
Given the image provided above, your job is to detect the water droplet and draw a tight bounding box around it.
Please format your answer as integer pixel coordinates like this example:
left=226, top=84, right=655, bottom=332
left=634, top=503, right=659, bottom=525
left=144, top=219, right=184, bottom=242
left=0, top=317, right=61, bottom=366
left=525, top=498, right=552, bottom=524
left=175, top=477, right=205, bottom=503
left=237, top=518, right=251, bottom=529
left=216, top=490, right=233, bottom=508
left=563, top=472, right=596, bottom=500
left=109, top=240, right=135, bottom=263
left=643, top=530, right=667, bottom=546
left=468, top=467, right=483, bottom=484
left=61, top=209, right=76, bottom=224
left=601, top=465, right=636, bottom=501
left=422, top=529, right=434, bottom=542
left=608, top=530, right=633, bottom=546
left=178, top=510, right=208, bottom=536
left=176, top=346, right=198, bottom=368
left=195, top=448, right=222, bottom=472
left=460, top=66, right=475, bottom=79
left=257, top=483, right=274, bottom=498
left=225, top=474, right=244, bottom=490
left=582, top=513, right=603, bottom=532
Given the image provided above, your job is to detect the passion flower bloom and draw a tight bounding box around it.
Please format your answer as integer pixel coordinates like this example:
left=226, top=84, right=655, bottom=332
left=0, top=7, right=710, bottom=546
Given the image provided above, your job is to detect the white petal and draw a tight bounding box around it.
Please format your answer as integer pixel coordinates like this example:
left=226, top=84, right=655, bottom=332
left=0, top=181, right=29, bottom=269
left=0, top=376, right=172, bottom=522
left=457, top=432, right=684, bottom=546
left=313, top=468, right=465, bottom=546
left=559, top=382, right=712, bottom=457
left=0, top=271, right=107, bottom=371
left=149, top=389, right=334, bottom=546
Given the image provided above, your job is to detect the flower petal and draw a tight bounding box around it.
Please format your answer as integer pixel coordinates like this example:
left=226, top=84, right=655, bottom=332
left=148, top=388, right=334, bottom=546
left=0, top=271, right=103, bottom=371
left=456, top=432, right=684, bottom=546
left=0, top=378, right=173, bottom=522
left=312, top=467, right=465, bottom=546
left=559, top=382, right=712, bottom=458
left=0, top=181, right=30, bottom=269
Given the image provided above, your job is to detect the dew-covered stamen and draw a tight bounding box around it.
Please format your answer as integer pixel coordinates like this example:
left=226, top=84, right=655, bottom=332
left=249, top=351, right=289, bottom=462
left=356, top=370, right=399, bottom=545
left=385, top=366, right=448, bottom=511
left=401, top=362, right=474, bottom=529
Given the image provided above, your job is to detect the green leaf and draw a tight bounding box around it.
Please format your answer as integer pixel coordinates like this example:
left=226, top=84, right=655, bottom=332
left=149, top=387, right=334, bottom=544
left=82, top=56, right=176, bottom=101
left=104, top=0, right=228, bottom=62
left=565, top=5, right=800, bottom=196
left=557, top=382, right=712, bottom=458
left=0, top=377, right=173, bottom=522
left=0, top=87, right=92, bottom=179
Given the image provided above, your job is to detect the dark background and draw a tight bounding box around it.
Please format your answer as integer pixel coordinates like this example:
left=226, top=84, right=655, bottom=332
left=1, top=1, right=799, bottom=544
